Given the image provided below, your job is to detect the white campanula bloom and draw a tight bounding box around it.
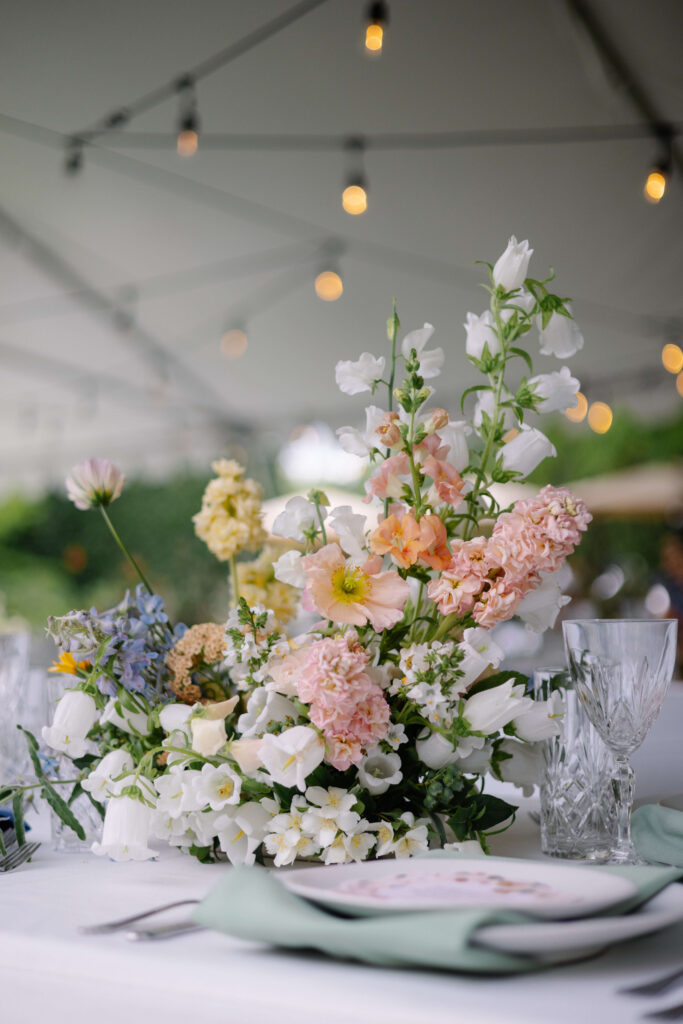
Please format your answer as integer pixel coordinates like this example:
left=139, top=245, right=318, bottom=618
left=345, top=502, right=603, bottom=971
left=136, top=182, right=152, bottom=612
left=272, top=496, right=318, bottom=542
left=500, top=290, right=536, bottom=322
left=42, top=689, right=98, bottom=758
left=492, top=236, right=533, bottom=292
left=513, top=690, right=564, bottom=742
left=454, top=740, right=493, bottom=776
left=259, top=725, right=325, bottom=792
left=155, top=769, right=202, bottom=816
left=464, top=311, right=500, bottom=361
left=272, top=549, right=306, bottom=588
left=81, top=749, right=134, bottom=803
left=537, top=307, right=584, bottom=358
left=190, top=697, right=239, bottom=758
left=438, top=420, right=471, bottom=472
left=463, top=678, right=532, bottom=734
left=517, top=571, right=571, bottom=633
left=216, top=802, right=271, bottom=865
left=237, top=688, right=297, bottom=739
left=501, top=425, right=557, bottom=478
left=100, top=698, right=150, bottom=737
left=335, top=352, right=386, bottom=395
left=401, top=323, right=443, bottom=379
left=473, top=389, right=517, bottom=433
left=496, top=738, right=541, bottom=796
left=192, top=762, right=242, bottom=811
left=336, top=405, right=385, bottom=457
left=65, top=458, right=125, bottom=510
left=415, top=728, right=457, bottom=770
left=357, top=750, right=402, bottom=795
left=392, top=813, right=430, bottom=858
left=159, top=702, right=192, bottom=735
left=328, top=505, right=367, bottom=562
left=528, top=366, right=580, bottom=414
left=91, top=776, right=156, bottom=862
left=457, top=627, right=505, bottom=689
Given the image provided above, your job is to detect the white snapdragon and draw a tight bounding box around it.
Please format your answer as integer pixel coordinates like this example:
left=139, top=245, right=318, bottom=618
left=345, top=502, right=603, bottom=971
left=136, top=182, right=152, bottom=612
left=81, top=749, right=134, bottom=802
left=438, top=420, right=471, bottom=472
left=492, top=236, right=533, bottom=292
left=336, top=405, right=385, bottom=457
left=496, top=738, right=541, bottom=797
left=463, top=678, right=532, bottom=734
left=42, top=690, right=98, bottom=758
left=517, top=572, right=570, bottom=633
left=464, top=311, right=499, bottom=361
left=237, top=688, right=297, bottom=739
left=457, top=627, right=505, bottom=689
left=91, top=776, right=156, bottom=862
left=513, top=690, right=564, bottom=741
left=335, top=353, right=386, bottom=395
left=528, top=366, right=580, bottom=414
left=273, top=549, right=306, bottom=588
left=272, top=496, right=318, bottom=542
left=357, top=750, right=402, bottom=795
left=537, top=308, right=584, bottom=358
left=328, top=505, right=368, bottom=562
left=401, top=323, right=443, bottom=379
left=259, top=726, right=325, bottom=792
left=100, top=698, right=150, bottom=737
left=192, top=762, right=242, bottom=811
left=501, top=425, right=557, bottom=478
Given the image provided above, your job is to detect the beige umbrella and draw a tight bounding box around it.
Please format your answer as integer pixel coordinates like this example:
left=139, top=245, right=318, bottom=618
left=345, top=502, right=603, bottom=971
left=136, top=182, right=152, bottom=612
left=567, top=463, right=683, bottom=519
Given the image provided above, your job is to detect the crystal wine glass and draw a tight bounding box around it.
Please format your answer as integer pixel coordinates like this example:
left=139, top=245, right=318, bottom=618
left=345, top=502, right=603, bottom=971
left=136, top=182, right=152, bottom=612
left=562, top=619, right=677, bottom=865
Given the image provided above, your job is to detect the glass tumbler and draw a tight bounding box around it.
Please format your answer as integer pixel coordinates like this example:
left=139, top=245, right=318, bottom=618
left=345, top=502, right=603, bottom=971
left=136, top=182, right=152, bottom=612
left=534, top=666, right=616, bottom=861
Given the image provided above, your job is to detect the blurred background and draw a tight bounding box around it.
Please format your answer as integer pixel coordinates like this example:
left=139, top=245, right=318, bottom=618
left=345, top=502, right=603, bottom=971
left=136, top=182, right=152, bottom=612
left=0, top=0, right=682, bottom=670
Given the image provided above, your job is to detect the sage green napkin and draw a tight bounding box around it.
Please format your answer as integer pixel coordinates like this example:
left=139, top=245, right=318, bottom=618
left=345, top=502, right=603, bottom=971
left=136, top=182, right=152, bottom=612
left=633, top=805, right=683, bottom=867
left=191, top=855, right=682, bottom=975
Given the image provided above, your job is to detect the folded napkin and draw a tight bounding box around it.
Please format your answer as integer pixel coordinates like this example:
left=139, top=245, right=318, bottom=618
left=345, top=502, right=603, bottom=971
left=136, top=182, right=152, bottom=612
left=192, top=855, right=682, bottom=975
left=633, top=804, right=683, bottom=867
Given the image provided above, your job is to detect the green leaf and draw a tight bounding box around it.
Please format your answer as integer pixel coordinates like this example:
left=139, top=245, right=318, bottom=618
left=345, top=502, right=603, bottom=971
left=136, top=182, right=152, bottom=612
left=41, top=783, right=86, bottom=840
left=0, top=829, right=5, bottom=857
left=18, top=725, right=43, bottom=778
left=0, top=786, right=16, bottom=806
left=460, top=384, right=490, bottom=414
left=12, top=793, right=26, bottom=846
left=509, top=346, right=534, bottom=374
left=466, top=670, right=530, bottom=697
left=472, top=794, right=517, bottom=832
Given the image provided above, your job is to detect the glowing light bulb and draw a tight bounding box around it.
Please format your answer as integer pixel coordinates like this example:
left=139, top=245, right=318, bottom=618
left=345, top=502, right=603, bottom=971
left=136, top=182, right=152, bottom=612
left=315, top=271, right=343, bottom=302
left=677, top=371, right=683, bottom=398
left=587, top=401, right=613, bottom=434
left=565, top=391, right=588, bottom=423
left=662, top=343, right=683, bottom=374
left=177, top=129, right=198, bottom=157
left=365, top=23, right=383, bottom=51
left=644, top=168, right=667, bottom=203
left=342, top=183, right=368, bottom=215
left=221, top=328, right=248, bottom=358
left=364, top=1, right=387, bottom=54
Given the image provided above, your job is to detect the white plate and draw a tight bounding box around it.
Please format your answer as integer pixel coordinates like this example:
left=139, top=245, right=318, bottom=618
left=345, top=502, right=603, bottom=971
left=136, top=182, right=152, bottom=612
left=280, top=857, right=636, bottom=919
left=476, top=883, right=683, bottom=961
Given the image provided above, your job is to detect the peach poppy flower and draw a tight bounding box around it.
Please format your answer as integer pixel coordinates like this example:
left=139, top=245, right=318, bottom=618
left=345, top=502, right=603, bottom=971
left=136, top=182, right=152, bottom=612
left=416, top=514, right=451, bottom=571
left=301, top=542, right=409, bottom=630
left=369, top=512, right=423, bottom=569
left=422, top=455, right=465, bottom=508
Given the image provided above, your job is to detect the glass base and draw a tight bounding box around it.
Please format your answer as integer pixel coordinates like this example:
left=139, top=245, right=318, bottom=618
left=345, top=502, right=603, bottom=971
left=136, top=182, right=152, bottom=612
left=603, top=842, right=649, bottom=866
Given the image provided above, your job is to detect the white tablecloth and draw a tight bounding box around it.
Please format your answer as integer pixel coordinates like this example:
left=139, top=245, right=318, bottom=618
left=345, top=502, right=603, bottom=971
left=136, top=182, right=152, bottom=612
left=3, top=686, right=683, bottom=1024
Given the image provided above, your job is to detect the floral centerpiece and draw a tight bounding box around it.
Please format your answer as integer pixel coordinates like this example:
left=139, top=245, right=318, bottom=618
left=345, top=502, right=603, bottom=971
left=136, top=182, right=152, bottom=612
left=3, top=236, right=590, bottom=866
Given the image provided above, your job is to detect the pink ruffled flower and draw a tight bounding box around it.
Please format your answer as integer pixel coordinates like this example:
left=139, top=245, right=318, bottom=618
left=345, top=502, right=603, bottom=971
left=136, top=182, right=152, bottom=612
left=422, top=455, right=465, bottom=508
left=325, top=734, right=363, bottom=772
left=473, top=578, right=524, bottom=628
left=365, top=453, right=411, bottom=500
left=301, top=542, right=409, bottom=630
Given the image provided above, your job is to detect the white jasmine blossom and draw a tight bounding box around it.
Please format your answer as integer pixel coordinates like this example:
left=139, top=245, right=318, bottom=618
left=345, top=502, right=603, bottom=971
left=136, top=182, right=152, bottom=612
left=384, top=723, right=407, bottom=750
left=343, top=827, right=376, bottom=862
left=335, top=353, right=386, bottom=395
left=392, top=813, right=429, bottom=858
left=369, top=820, right=395, bottom=857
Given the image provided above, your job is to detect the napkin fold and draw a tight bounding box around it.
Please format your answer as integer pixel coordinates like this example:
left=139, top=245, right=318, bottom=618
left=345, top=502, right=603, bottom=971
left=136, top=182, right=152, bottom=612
left=633, top=804, right=683, bottom=867
left=191, top=855, right=682, bottom=975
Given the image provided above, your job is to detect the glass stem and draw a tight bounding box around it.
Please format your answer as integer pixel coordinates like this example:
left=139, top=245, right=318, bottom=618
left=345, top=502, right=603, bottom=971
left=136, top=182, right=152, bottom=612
left=612, top=754, right=635, bottom=853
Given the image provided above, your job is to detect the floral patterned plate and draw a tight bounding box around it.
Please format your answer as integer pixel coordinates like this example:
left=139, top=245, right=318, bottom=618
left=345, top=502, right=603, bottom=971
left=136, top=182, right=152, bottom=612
left=280, top=857, right=636, bottom=919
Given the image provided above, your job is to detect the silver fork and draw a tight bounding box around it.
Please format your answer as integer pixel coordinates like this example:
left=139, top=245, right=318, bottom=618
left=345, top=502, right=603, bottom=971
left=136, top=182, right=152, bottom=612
left=125, top=921, right=204, bottom=942
left=621, top=967, right=683, bottom=998
left=0, top=841, right=40, bottom=872
left=642, top=1003, right=683, bottom=1020
left=79, top=899, right=200, bottom=935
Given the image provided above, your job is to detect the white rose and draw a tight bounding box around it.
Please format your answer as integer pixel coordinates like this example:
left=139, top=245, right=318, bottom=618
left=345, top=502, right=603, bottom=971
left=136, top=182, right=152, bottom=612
left=464, top=311, right=500, bottom=361
left=501, top=425, right=556, bottom=478
left=537, top=308, right=584, bottom=358
left=335, top=353, right=386, bottom=395
left=528, top=366, right=580, bottom=414
left=492, top=236, right=533, bottom=292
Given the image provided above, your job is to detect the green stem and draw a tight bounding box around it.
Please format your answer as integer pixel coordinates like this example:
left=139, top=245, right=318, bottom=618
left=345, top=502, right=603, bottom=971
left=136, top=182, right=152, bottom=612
left=99, top=507, right=154, bottom=594
left=230, top=553, right=240, bottom=609
left=387, top=298, right=399, bottom=413
left=10, top=778, right=83, bottom=793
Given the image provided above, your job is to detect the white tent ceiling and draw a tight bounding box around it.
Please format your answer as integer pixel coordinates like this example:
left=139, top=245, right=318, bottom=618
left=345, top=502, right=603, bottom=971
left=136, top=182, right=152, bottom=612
left=0, top=0, right=682, bottom=494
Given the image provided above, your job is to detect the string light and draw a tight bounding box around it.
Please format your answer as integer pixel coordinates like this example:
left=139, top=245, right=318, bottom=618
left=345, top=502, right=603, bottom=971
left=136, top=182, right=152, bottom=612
left=315, top=270, right=343, bottom=301
left=676, top=371, right=683, bottom=398
left=662, top=343, right=683, bottom=374
left=342, top=137, right=368, bottom=214
left=176, top=75, right=200, bottom=157
left=565, top=391, right=588, bottom=423
left=364, top=1, right=388, bottom=53
left=587, top=401, right=613, bottom=434
left=64, top=137, right=84, bottom=176
left=644, top=131, right=672, bottom=203
left=221, top=326, right=248, bottom=358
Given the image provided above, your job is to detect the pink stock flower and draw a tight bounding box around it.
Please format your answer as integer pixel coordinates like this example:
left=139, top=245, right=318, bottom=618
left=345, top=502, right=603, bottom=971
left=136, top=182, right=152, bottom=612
left=66, top=458, right=125, bottom=510
left=472, top=578, right=524, bottom=628
left=325, top=734, right=364, bottom=772
left=422, top=455, right=465, bottom=508
left=301, top=543, right=409, bottom=630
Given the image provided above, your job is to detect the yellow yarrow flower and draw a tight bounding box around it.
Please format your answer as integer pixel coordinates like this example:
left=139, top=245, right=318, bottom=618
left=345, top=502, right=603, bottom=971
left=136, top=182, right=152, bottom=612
left=236, top=546, right=299, bottom=627
left=193, top=460, right=267, bottom=562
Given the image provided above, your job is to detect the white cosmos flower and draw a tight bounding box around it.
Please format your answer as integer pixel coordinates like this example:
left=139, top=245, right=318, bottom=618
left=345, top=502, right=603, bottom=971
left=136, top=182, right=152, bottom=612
left=517, top=571, right=571, bottom=633
left=259, top=726, right=325, bottom=792
left=42, top=690, right=98, bottom=758
left=501, top=425, right=557, bottom=478
left=336, top=405, right=385, bottom=457
left=463, top=679, right=532, bottom=734
left=91, top=776, right=156, bottom=862
left=457, top=627, right=505, bottom=689
left=401, top=323, right=443, bottom=379
left=537, top=307, right=584, bottom=358
left=100, top=698, right=150, bottom=737
left=273, top=549, right=306, bottom=588
left=513, top=691, right=564, bottom=742
left=357, top=750, right=402, bottom=795
left=65, top=458, right=125, bottom=510
left=328, top=505, right=367, bottom=562
left=192, top=762, right=242, bottom=811
left=497, top=738, right=541, bottom=797
left=272, top=496, right=318, bottom=542
left=464, top=311, right=500, bottom=361
left=335, top=353, right=386, bottom=395
left=81, top=749, right=134, bottom=803
left=438, top=420, right=471, bottom=472
left=492, top=236, right=533, bottom=292
left=528, top=366, right=580, bottom=414
left=237, top=688, right=297, bottom=739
